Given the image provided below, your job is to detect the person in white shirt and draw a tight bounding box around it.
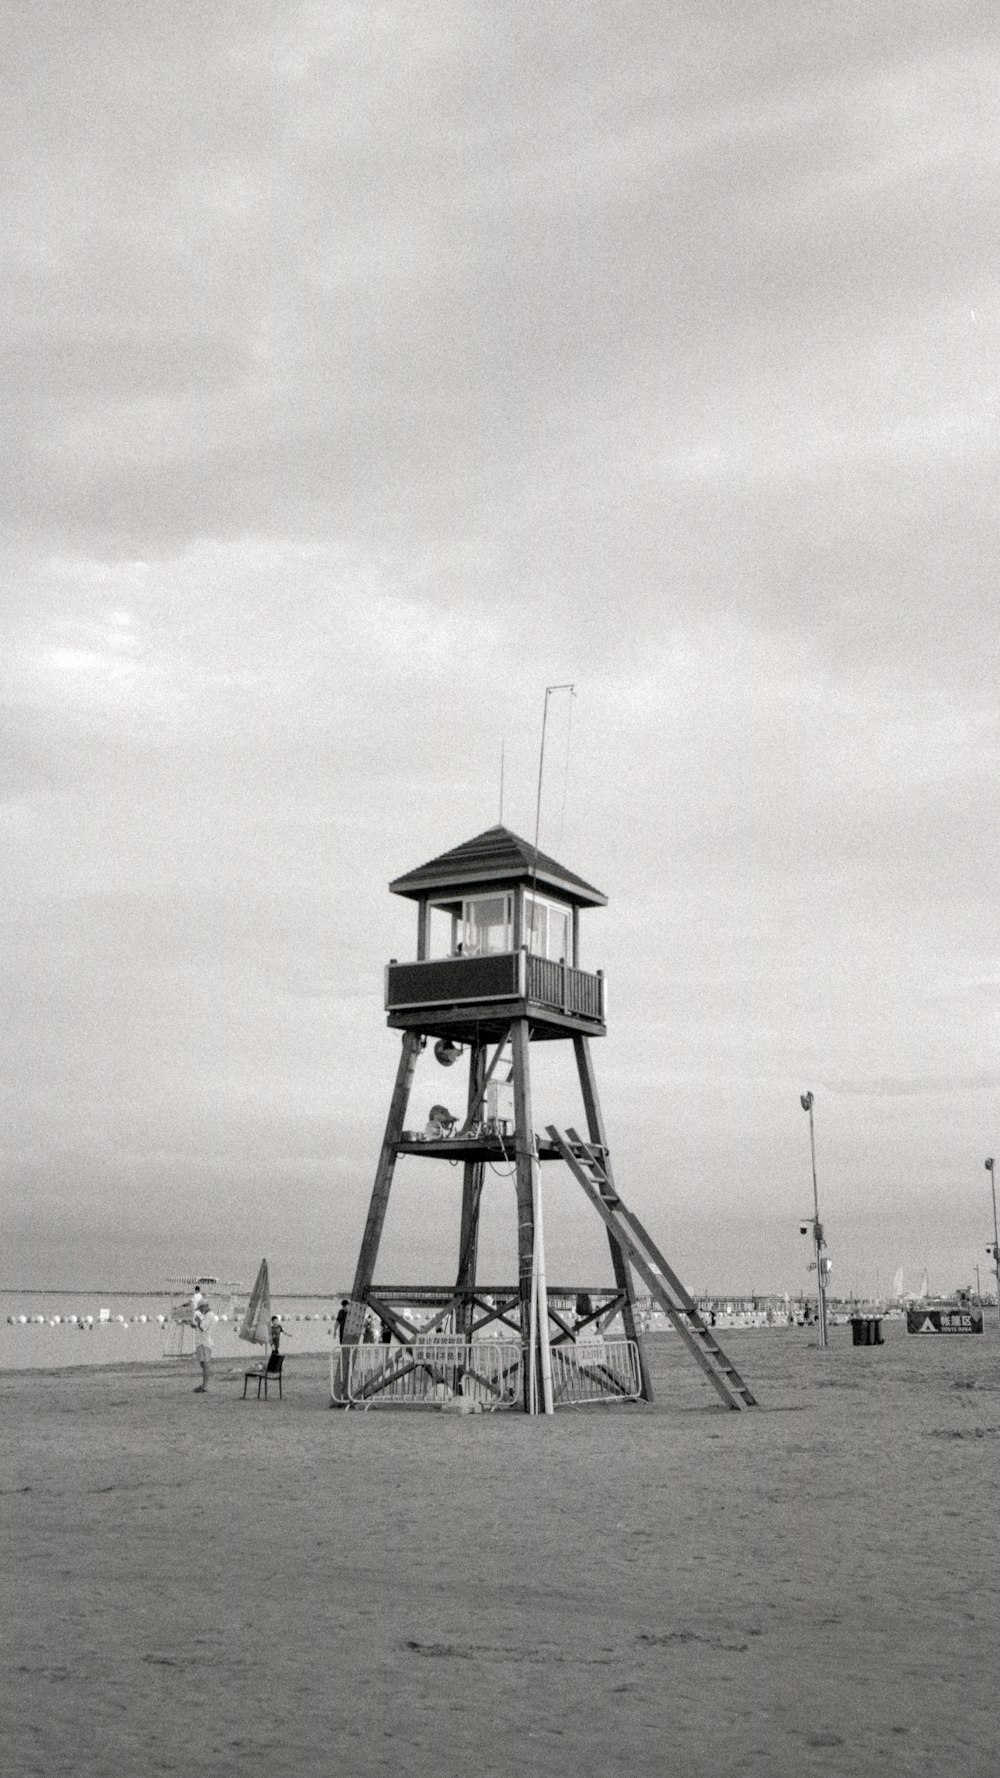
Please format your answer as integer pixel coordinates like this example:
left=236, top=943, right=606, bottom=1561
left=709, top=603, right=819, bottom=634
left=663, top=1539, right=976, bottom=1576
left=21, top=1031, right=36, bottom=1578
left=193, top=1296, right=219, bottom=1393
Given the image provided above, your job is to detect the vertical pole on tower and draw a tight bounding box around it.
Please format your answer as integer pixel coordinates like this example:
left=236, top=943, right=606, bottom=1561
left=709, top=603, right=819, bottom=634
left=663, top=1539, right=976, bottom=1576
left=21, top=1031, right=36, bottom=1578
left=455, top=1043, right=486, bottom=1340
left=510, top=1017, right=538, bottom=1411
left=532, top=1132, right=555, bottom=1414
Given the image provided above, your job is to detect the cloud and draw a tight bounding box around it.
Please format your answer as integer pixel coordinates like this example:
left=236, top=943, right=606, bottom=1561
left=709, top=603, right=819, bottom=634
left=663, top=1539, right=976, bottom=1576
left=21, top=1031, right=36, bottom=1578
left=826, top=1072, right=1000, bottom=1098
left=2, top=2, right=999, bottom=1291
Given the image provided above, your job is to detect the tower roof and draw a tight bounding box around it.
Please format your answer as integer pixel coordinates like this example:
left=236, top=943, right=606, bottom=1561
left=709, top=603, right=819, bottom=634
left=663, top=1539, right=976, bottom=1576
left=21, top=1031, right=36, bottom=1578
left=389, top=825, right=607, bottom=908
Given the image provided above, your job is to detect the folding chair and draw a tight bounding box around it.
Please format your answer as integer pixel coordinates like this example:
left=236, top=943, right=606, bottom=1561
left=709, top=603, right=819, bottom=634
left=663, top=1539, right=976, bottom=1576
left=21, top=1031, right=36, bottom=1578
left=242, top=1352, right=284, bottom=1399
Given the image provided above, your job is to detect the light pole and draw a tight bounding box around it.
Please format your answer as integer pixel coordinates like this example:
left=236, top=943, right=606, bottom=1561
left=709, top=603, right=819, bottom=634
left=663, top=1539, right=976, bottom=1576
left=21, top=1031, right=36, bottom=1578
left=800, top=1092, right=829, bottom=1346
left=984, top=1159, right=1000, bottom=1328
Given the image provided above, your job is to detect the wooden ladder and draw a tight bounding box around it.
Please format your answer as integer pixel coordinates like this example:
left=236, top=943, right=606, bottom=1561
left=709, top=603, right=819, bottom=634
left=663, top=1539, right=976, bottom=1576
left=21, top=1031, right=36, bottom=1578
left=546, top=1126, right=758, bottom=1411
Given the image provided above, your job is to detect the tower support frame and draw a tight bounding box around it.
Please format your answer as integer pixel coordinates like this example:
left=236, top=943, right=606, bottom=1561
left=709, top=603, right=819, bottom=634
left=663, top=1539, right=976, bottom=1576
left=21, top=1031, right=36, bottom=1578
left=335, top=1018, right=653, bottom=1410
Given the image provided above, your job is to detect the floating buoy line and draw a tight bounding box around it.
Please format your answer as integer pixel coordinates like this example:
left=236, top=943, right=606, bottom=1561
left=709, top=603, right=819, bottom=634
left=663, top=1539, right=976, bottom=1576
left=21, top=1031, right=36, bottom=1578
left=5, top=1310, right=340, bottom=1331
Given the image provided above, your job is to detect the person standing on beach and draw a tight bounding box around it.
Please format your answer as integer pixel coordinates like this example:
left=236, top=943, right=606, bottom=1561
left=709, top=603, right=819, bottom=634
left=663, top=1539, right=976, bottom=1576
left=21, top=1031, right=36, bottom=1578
left=193, top=1296, right=218, bottom=1392
left=267, top=1315, right=287, bottom=1373
left=335, top=1299, right=349, bottom=1341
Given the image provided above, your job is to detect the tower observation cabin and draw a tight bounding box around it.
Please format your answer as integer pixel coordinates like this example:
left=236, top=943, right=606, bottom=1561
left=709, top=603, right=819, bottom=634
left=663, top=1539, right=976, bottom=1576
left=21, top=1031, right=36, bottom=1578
left=387, top=823, right=606, bottom=1051
left=333, top=825, right=756, bottom=1414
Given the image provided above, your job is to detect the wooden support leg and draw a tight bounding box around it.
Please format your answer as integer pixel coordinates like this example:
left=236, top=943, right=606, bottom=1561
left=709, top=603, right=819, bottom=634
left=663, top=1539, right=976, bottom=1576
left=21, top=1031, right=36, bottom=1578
left=573, top=1034, right=653, bottom=1402
left=340, top=1030, right=422, bottom=1360
left=510, top=1017, right=536, bottom=1411
left=455, top=1044, right=486, bottom=1342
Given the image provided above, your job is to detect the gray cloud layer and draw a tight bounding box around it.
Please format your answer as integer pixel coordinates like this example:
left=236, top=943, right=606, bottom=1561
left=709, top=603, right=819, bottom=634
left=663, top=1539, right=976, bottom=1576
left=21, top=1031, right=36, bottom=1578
left=2, top=3, right=998, bottom=1294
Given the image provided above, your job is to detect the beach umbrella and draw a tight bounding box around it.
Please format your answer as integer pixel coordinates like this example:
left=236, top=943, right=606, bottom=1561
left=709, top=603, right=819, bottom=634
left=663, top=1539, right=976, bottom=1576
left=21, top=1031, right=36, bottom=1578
left=238, top=1259, right=271, bottom=1346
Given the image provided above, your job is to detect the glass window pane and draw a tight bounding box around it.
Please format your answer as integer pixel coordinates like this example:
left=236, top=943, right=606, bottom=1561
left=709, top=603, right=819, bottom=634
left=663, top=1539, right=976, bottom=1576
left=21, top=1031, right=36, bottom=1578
left=525, top=893, right=570, bottom=960
left=550, top=907, right=569, bottom=961
left=463, top=895, right=510, bottom=954
left=525, top=895, right=546, bottom=956
left=428, top=904, right=459, bottom=959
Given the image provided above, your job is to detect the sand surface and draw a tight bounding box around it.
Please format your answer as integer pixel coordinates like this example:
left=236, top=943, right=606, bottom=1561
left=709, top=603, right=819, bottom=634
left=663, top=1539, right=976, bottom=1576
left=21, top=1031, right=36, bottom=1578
left=3, top=1321, right=999, bottom=1778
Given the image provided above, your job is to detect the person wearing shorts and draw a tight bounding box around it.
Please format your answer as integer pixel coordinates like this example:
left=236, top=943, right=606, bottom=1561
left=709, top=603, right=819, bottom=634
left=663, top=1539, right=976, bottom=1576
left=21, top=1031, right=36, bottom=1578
left=193, top=1297, right=219, bottom=1393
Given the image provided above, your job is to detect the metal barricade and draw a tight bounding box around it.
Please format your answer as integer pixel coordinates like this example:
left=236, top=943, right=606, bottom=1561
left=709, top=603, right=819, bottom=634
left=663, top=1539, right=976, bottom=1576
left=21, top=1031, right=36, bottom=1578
left=331, top=1336, right=640, bottom=1409
left=548, top=1338, right=642, bottom=1405
left=332, top=1338, right=523, bottom=1409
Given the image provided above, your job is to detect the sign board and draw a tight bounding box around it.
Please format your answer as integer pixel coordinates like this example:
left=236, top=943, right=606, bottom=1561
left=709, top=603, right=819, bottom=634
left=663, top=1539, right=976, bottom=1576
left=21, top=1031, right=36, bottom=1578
left=905, top=1306, right=984, bottom=1335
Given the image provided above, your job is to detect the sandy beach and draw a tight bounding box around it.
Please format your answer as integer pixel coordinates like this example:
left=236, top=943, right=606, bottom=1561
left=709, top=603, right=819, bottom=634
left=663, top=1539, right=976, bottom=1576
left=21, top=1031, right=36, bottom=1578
left=3, top=1320, right=999, bottom=1778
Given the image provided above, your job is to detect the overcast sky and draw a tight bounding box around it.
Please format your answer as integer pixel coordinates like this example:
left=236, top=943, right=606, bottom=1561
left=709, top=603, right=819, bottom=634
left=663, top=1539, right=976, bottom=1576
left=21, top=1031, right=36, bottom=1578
left=3, top=2, right=998, bottom=1299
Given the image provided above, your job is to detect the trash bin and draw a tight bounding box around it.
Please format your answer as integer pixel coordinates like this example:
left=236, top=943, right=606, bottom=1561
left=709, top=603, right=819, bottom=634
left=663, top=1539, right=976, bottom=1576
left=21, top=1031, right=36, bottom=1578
left=850, top=1316, right=883, bottom=1346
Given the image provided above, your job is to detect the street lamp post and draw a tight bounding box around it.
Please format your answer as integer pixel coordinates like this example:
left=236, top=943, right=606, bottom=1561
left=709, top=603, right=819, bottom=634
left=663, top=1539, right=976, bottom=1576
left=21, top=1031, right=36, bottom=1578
left=984, top=1159, right=1000, bottom=1328
left=800, top=1092, right=829, bottom=1347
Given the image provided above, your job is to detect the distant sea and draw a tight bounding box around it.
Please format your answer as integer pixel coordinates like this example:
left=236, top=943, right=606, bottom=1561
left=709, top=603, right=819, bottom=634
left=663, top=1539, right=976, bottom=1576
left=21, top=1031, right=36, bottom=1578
left=0, top=1288, right=347, bottom=1372
left=2, top=1285, right=855, bottom=1373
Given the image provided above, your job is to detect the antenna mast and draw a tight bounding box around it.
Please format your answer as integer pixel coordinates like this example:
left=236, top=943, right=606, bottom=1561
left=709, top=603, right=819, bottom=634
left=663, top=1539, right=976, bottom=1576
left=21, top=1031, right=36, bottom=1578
left=532, top=684, right=575, bottom=860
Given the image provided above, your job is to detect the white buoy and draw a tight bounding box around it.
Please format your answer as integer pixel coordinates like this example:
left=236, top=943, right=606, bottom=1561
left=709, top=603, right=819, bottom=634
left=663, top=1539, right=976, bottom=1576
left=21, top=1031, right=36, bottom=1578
left=138, top=1314, right=148, bottom=1324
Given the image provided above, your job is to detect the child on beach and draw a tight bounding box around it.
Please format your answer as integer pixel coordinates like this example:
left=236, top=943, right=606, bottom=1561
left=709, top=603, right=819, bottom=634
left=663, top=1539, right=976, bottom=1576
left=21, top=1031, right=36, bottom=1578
left=193, top=1296, right=219, bottom=1392
left=267, top=1315, right=287, bottom=1373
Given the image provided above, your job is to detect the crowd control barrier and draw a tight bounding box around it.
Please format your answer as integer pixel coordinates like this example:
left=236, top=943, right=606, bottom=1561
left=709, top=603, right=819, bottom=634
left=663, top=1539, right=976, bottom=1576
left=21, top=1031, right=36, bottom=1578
left=548, top=1338, right=642, bottom=1405
left=332, top=1338, right=522, bottom=1409
left=331, top=1335, right=643, bottom=1409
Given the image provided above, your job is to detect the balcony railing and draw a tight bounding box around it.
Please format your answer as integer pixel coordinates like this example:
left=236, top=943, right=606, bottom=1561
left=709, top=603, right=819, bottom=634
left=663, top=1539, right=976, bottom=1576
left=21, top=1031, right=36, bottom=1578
left=525, top=953, right=604, bottom=1021
left=386, top=953, right=520, bottom=1010
left=385, top=950, right=604, bottom=1023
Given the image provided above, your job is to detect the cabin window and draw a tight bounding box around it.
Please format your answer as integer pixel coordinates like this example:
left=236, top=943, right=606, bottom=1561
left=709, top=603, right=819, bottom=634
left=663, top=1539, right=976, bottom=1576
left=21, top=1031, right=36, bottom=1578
left=524, top=892, right=571, bottom=963
left=461, top=893, right=512, bottom=955
left=426, top=902, right=461, bottom=959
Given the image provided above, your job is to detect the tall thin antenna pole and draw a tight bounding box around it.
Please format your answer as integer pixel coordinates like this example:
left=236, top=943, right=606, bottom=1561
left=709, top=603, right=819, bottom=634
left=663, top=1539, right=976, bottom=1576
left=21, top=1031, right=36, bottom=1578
left=533, top=684, right=575, bottom=860
left=529, top=683, right=575, bottom=944
left=557, top=688, right=576, bottom=849
left=532, top=699, right=550, bottom=863
left=499, top=738, right=505, bottom=826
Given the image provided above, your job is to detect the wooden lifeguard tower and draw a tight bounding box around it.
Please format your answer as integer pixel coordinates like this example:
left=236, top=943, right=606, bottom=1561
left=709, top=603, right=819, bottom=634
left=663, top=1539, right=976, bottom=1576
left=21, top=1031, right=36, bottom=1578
left=333, top=825, right=755, bottom=1412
